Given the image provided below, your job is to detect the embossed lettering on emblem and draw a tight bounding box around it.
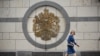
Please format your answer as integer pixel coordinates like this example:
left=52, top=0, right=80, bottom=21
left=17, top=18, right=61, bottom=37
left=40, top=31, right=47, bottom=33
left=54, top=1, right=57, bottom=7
left=33, top=8, right=60, bottom=41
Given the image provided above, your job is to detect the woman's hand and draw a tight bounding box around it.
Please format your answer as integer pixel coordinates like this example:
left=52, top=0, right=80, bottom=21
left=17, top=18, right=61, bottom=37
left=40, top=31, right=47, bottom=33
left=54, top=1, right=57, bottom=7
left=76, top=45, right=80, bottom=47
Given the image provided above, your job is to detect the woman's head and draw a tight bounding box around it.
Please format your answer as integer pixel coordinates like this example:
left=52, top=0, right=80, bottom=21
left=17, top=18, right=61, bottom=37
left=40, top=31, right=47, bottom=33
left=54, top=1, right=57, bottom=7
left=70, top=30, right=75, bottom=35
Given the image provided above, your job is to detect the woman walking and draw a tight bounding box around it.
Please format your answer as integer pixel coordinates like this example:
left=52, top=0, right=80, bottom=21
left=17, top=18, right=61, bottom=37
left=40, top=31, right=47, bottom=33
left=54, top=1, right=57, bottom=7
left=65, top=30, right=80, bottom=56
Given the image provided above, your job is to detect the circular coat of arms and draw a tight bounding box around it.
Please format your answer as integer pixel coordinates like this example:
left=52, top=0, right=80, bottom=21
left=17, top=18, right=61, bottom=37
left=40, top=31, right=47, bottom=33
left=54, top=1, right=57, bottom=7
left=22, top=1, right=70, bottom=49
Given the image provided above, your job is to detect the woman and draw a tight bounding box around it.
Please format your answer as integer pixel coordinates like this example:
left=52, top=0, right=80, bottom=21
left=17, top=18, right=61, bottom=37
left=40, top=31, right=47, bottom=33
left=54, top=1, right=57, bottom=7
left=66, top=30, right=80, bottom=56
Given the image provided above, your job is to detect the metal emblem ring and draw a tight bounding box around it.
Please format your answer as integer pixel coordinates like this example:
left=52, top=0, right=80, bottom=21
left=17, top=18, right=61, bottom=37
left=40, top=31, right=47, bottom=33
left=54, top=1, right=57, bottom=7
left=22, top=1, right=70, bottom=49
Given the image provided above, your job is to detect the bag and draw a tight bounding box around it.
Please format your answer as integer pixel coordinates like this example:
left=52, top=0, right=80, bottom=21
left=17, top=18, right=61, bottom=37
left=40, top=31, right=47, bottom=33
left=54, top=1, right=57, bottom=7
left=67, top=43, right=74, bottom=47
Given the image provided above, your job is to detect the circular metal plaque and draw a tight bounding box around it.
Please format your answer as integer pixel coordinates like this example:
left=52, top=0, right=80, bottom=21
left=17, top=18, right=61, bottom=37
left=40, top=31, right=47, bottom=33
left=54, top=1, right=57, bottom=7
left=22, top=1, right=70, bottom=49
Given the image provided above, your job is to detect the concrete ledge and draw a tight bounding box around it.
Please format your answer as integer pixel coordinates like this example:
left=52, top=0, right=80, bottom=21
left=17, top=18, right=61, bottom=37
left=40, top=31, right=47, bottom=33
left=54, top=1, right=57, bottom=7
left=0, top=52, right=16, bottom=56
left=0, top=51, right=99, bottom=56
left=32, top=52, right=63, bottom=56
left=17, top=51, right=32, bottom=56
left=81, top=51, right=100, bottom=56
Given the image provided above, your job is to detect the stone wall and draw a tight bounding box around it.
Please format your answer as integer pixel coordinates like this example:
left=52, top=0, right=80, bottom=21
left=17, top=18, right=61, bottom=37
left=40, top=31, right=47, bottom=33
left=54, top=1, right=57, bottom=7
left=0, top=0, right=100, bottom=52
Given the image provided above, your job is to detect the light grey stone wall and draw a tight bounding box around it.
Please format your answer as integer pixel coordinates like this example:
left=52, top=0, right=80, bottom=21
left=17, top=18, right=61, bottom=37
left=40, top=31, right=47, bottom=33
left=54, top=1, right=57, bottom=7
left=0, top=0, right=100, bottom=52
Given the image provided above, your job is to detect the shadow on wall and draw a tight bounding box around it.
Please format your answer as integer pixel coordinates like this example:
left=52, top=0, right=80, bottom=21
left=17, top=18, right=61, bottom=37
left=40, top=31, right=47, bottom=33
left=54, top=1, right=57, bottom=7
left=99, top=0, right=100, bottom=2
left=94, top=0, right=100, bottom=3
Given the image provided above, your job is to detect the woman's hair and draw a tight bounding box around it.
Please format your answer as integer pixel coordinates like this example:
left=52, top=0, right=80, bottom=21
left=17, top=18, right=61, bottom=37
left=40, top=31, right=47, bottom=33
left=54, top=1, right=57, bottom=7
left=70, top=30, right=75, bottom=34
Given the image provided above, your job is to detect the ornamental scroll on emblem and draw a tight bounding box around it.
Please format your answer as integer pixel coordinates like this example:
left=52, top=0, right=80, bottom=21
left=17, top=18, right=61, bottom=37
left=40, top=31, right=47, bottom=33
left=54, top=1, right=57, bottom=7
left=33, top=8, right=60, bottom=41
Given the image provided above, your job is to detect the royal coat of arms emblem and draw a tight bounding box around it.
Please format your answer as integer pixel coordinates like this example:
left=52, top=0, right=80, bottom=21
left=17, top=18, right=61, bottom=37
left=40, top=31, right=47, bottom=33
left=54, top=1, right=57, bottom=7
left=33, top=8, right=60, bottom=41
